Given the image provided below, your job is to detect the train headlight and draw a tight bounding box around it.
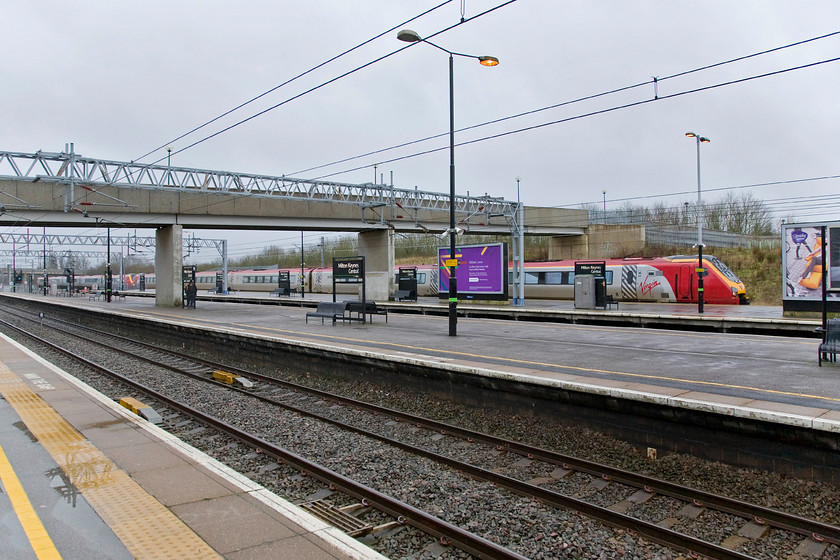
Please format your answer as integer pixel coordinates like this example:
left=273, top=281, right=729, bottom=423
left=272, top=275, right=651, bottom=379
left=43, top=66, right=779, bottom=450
left=731, top=287, right=737, bottom=296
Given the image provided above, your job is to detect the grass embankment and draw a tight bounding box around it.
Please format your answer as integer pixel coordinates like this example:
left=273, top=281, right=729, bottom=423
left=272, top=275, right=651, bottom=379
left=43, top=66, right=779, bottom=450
left=714, top=247, right=783, bottom=306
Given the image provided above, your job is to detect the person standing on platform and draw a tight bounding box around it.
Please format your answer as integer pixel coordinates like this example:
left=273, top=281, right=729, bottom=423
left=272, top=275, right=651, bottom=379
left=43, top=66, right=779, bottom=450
left=186, top=280, right=197, bottom=308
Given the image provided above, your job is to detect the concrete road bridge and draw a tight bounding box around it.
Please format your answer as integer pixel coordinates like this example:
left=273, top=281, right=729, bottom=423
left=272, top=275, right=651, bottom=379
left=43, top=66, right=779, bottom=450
left=0, top=148, right=593, bottom=305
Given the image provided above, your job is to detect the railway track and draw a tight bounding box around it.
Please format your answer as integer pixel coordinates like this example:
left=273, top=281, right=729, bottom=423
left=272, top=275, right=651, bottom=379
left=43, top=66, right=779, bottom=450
left=1, top=306, right=837, bottom=559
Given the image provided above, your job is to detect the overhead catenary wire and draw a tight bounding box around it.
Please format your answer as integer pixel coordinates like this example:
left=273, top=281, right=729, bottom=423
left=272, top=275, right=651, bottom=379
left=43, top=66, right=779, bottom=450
left=307, top=55, right=840, bottom=181
left=293, top=30, right=840, bottom=178
left=143, top=0, right=520, bottom=168
left=132, top=0, right=456, bottom=164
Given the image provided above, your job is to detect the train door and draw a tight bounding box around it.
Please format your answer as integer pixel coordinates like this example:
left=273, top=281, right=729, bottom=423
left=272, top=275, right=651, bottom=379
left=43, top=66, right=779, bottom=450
left=677, top=265, right=692, bottom=301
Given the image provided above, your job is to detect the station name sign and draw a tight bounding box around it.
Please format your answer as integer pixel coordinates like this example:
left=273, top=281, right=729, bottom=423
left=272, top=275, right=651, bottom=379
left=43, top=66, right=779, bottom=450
left=333, top=257, right=365, bottom=283
left=574, top=261, right=606, bottom=277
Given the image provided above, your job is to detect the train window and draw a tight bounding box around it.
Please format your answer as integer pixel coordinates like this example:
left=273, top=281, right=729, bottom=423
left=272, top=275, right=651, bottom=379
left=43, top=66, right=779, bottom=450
left=544, top=272, right=564, bottom=285
left=567, top=272, right=574, bottom=284
left=605, top=271, right=613, bottom=285
left=524, top=272, right=540, bottom=284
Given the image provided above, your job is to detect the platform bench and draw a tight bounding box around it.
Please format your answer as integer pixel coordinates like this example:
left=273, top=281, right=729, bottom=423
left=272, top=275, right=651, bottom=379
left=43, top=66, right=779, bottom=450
left=393, top=290, right=416, bottom=302
left=270, top=287, right=298, bottom=297
left=605, top=295, right=619, bottom=310
left=819, top=318, right=840, bottom=366
left=305, top=302, right=348, bottom=325
left=344, top=300, right=388, bottom=323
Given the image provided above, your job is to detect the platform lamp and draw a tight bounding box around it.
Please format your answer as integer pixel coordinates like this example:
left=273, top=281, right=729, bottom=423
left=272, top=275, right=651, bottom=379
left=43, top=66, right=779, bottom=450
left=685, top=131, right=710, bottom=314
left=397, top=28, right=499, bottom=336
left=106, top=227, right=112, bottom=303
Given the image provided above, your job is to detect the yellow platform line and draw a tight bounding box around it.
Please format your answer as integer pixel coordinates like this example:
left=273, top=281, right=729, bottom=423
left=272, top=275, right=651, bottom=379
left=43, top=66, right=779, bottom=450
left=0, top=364, right=222, bottom=560
left=0, top=443, right=62, bottom=560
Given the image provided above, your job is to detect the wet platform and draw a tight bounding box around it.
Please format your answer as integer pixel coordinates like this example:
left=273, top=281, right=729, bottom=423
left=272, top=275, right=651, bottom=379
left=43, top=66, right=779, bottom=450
left=0, top=332, right=384, bottom=560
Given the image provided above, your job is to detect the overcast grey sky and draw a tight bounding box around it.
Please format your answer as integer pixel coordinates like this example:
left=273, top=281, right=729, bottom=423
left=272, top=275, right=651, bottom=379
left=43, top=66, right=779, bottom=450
left=3, top=1, right=839, bottom=263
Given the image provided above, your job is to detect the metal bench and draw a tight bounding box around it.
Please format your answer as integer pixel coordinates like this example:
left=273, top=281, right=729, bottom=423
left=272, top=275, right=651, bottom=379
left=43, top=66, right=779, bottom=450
left=305, top=302, right=348, bottom=325
left=344, top=300, right=388, bottom=323
left=270, top=287, right=297, bottom=297
left=605, top=295, right=619, bottom=310
left=393, top=289, right=416, bottom=302
left=819, top=318, right=840, bottom=366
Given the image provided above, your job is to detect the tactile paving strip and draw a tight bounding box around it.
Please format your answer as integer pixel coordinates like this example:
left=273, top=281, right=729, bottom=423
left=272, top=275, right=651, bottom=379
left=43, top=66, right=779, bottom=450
left=0, top=364, right=222, bottom=560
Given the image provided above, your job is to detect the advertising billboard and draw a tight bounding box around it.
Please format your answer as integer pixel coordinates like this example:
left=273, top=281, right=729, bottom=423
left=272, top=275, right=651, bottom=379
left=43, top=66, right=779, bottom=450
left=438, top=242, right=508, bottom=301
left=782, top=222, right=840, bottom=312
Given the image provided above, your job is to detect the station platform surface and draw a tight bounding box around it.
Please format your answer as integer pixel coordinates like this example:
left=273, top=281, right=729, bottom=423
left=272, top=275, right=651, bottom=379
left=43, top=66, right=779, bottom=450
left=0, top=330, right=384, bottom=559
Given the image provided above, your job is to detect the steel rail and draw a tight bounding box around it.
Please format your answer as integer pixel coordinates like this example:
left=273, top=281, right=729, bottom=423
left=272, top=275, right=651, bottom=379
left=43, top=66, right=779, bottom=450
left=0, top=317, right=529, bottom=560
left=37, top=310, right=840, bottom=548
left=22, top=314, right=764, bottom=559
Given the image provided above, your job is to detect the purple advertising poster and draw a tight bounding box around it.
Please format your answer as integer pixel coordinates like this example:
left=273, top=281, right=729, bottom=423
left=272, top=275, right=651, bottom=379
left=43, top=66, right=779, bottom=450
left=438, top=242, right=507, bottom=299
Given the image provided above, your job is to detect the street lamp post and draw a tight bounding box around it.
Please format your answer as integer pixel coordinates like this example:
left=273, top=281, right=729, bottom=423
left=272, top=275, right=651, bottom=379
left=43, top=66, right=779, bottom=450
left=685, top=131, right=710, bottom=314
left=43, top=226, right=47, bottom=296
left=514, top=176, right=525, bottom=307
left=106, top=226, right=112, bottom=303
left=397, top=29, right=498, bottom=336
left=300, top=231, right=305, bottom=298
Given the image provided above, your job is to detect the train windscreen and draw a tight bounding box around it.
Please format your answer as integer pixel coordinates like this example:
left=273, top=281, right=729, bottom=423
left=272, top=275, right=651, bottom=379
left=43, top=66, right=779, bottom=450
left=707, top=256, right=741, bottom=283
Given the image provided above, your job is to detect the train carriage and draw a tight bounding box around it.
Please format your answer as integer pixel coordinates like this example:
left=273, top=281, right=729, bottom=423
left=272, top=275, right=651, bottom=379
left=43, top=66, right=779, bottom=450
left=518, top=256, right=747, bottom=304
left=138, top=254, right=747, bottom=305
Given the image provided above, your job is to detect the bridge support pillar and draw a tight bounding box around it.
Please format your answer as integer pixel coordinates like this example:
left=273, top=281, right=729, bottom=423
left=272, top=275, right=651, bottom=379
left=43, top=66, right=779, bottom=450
left=358, top=229, right=394, bottom=301
left=155, top=225, right=183, bottom=307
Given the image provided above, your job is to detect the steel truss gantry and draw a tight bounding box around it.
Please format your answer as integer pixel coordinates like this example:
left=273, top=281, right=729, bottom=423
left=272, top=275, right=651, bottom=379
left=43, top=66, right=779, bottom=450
left=0, top=148, right=519, bottom=228
left=0, top=232, right=226, bottom=254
